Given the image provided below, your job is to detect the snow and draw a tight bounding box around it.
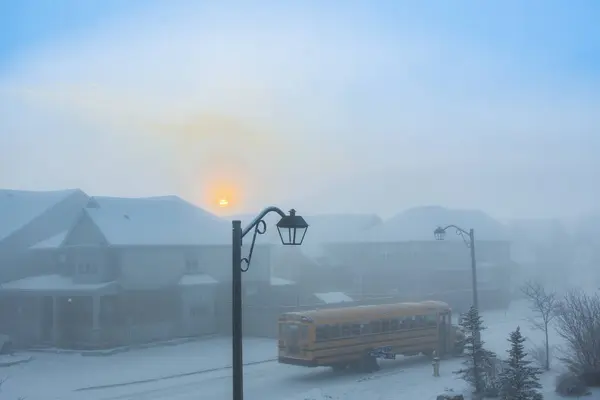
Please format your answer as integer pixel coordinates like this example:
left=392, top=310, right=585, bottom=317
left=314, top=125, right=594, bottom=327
left=0, top=336, right=277, bottom=400
left=83, top=195, right=231, bottom=246
left=314, top=292, right=354, bottom=304
left=178, top=274, right=218, bottom=285
left=0, top=274, right=117, bottom=293
left=0, top=188, right=80, bottom=241
left=271, top=277, right=295, bottom=286
left=2, top=301, right=600, bottom=400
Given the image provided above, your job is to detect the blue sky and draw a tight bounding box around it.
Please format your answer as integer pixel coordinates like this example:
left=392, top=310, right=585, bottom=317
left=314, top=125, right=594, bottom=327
left=0, top=0, right=152, bottom=67
left=3, top=0, right=598, bottom=76
left=1, top=1, right=599, bottom=219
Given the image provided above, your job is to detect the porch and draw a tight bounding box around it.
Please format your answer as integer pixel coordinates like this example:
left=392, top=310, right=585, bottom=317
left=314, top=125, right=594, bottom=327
left=0, top=274, right=221, bottom=349
left=0, top=274, right=119, bottom=348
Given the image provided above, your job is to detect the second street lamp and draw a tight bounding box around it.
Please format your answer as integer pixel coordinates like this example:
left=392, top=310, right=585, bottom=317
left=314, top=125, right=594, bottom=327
left=434, top=224, right=482, bottom=394
left=231, top=207, right=308, bottom=400
left=433, top=225, right=478, bottom=312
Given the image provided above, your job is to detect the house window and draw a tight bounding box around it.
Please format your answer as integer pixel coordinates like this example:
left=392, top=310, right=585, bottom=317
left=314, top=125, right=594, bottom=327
left=78, top=263, right=98, bottom=274
left=185, top=258, right=199, bottom=273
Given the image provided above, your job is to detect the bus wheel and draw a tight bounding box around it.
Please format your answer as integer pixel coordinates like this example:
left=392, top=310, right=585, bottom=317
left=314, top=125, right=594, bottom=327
left=331, top=364, right=347, bottom=372
left=357, top=354, right=380, bottom=373
left=453, top=343, right=465, bottom=356
left=367, top=355, right=380, bottom=372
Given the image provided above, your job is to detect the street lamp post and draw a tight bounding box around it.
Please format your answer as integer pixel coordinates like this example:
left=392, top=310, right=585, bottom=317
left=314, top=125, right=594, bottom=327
left=433, top=225, right=478, bottom=311
left=434, top=224, right=481, bottom=393
left=232, top=207, right=308, bottom=400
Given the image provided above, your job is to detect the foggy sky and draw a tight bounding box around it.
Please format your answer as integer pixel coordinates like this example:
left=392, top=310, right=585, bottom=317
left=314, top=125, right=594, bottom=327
left=1, top=1, right=599, bottom=219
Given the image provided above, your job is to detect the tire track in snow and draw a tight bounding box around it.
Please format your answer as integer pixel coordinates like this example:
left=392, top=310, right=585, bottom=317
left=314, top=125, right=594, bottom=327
left=75, top=358, right=278, bottom=392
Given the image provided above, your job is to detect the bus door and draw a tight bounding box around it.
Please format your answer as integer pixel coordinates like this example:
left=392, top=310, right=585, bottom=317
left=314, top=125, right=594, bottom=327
left=438, top=311, right=451, bottom=355
left=280, top=323, right=309, bottom=357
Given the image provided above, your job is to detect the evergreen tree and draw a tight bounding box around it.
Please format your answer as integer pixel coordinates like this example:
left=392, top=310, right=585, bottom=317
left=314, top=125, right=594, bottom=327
left=498, top=326, right=544, bottom=400
left=454, top=306, right=497, bottom=394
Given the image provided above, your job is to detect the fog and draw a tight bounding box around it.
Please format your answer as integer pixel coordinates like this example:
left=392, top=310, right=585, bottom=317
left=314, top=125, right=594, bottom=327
left=1, top=1, right=599, bottom=219
left=1, top=2, right=600, bottom=399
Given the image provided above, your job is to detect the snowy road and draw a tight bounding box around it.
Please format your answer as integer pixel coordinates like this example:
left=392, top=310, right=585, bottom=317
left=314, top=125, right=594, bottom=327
left=4, top=302, right=599, bottom=400
left=62, top=305, right=546, bottom=400
left=76, top=355, right=441, bottom=400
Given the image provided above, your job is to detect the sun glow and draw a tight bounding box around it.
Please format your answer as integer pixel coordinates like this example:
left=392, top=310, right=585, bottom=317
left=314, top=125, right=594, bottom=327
left=219, top=198, right=229, bottom=207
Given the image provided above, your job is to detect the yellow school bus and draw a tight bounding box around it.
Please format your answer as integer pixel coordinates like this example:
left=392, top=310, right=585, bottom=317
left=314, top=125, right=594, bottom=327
left=278, top=300, right=464, bottom=372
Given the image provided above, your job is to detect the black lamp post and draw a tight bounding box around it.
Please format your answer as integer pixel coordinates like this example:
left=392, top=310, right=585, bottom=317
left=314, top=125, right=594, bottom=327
left=433, top=225, right=478, bottom=311
left=231, top=207, right=308, bottom=400
left=434, top=224, right=481, bottom=392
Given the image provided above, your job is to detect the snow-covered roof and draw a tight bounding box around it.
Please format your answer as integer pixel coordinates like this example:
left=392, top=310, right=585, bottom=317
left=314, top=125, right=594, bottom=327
left=81, top=195, right=231, bottom=246
left=178, top=274, right=218, bottom=285
left=0, top=275, right=118, bottom=294
left=0, top=189, right=81, bottom=241
left=363, top=206, right=508, bottom=242
left=271, top=277, right=295, bottom=286
left=29, top=230, right=68, bottom=249
left=314, top=292, right=354, bottom=304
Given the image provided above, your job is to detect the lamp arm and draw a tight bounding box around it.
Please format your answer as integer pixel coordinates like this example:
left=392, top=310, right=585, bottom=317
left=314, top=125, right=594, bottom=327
left=242, top=206, right=287, bottom=238
left=440, top=224, right=469, bottom=236
left=441, top=224, right=472, bottom=248
left=239, top=206, right=287, bottom=272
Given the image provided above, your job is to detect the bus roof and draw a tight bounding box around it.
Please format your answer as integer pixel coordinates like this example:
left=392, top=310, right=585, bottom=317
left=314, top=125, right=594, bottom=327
left=282, top=300, right=451, bottom=323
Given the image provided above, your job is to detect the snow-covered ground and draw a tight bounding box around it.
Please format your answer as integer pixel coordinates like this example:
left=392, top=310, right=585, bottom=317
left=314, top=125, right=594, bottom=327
left=1, top=301, right=599, bottom=400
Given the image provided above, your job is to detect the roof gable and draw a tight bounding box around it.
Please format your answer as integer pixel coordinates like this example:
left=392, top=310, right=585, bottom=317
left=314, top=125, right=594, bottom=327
left=0, top=188, right=82, bottom=242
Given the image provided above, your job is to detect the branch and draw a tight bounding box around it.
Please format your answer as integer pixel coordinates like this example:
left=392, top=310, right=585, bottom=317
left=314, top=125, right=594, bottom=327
left=521, top=280, right=559, bottom=328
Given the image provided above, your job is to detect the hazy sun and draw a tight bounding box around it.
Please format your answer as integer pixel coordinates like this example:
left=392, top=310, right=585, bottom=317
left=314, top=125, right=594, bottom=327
left=219, top=199, right=229, bottom=207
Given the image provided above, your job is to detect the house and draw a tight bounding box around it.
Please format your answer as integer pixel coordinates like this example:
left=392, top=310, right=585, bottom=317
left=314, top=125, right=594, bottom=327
left=0, top=188, right=89, bottom=282
left=271, top=213, right=382, bottom=293
left=302, top=206, right=514, bottom=310
left=0, top=195, right=273, bottom=349
left=506, top=218, right=574, bottom=291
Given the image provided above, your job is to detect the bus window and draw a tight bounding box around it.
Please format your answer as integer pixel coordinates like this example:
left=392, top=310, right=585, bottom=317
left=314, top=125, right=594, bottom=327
left=411, top=316, right=420, bottom=328
left=351, top=324, right=361, bottom=336
left=370, top=320, right=381, bottom=334
left=390, top=318, right=399, bottom=331
left=382, top=319, right=391, bottom=332
left=316, top=325, right=329, bottom=341
left=341, top=324, right=352, bottom=337
left=360, top=323, right=371, bottom=335
left=425, top=314, right=437, bottom=327
left=330, top=324, right=340, bottom=338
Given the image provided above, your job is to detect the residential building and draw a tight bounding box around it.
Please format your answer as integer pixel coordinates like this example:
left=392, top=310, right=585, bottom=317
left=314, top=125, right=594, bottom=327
left=0, top=194, right=272, bottom=349
left=280, top=206, right=514, bottom=311
left=0, top=188, right=89, bottom=282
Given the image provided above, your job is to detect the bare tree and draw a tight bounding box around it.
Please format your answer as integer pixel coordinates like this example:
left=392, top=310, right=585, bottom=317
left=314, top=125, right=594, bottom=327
left=554, top=290, right=600, bottom=385
left=521, top=280, right=558, bottom=370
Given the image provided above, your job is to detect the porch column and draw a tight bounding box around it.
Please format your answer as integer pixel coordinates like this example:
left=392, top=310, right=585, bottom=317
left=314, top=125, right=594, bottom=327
left=52, top=296, right=60, bottom=346
left=91, top=295, right=101, bottom=344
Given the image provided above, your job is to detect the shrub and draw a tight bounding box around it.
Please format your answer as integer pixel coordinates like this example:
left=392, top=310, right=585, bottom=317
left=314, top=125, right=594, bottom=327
left=554, top=290, right=600, bottom=386
left=555, top=371, right=589, bottom=397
